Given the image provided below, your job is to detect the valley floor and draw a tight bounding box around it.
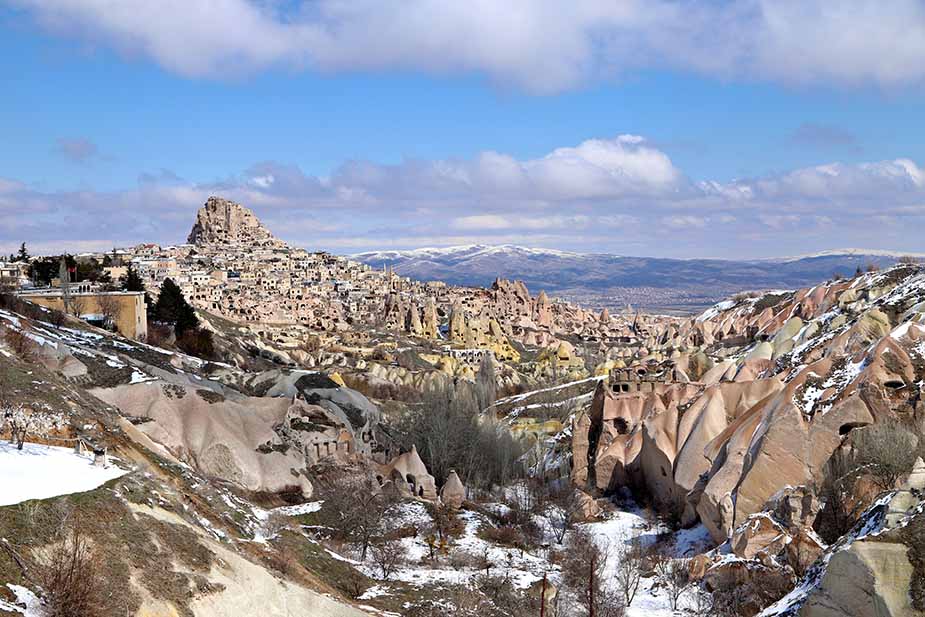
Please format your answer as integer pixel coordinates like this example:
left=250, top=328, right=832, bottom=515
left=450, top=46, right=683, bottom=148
left=322, top=494, right=715, bottom=616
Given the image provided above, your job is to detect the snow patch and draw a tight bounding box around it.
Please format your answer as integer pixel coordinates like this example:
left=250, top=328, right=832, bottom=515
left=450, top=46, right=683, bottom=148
left=0, top=440, right=128, bottom=506
left=0, top=584, right=42, bottom=616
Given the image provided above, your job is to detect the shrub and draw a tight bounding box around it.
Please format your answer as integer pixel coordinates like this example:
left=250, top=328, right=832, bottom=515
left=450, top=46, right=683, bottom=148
left=710, top=568, right=793, bottom=617
left=176, top=328, right=218, bottom=360
left=144, top=323, right=172, bottom=347
left=853, top=422, right=918, bottom=490
left=36, top=520, right=112, bottom=617
left=479, top=525, right=524, bottom=549
left=4, top=326, right=35, bottom=360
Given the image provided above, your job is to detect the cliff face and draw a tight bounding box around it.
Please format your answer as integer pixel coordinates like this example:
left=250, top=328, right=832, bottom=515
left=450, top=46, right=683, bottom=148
left=188, top=196, right=283, bottom=247
left=571, top=264, right=925, bottom=544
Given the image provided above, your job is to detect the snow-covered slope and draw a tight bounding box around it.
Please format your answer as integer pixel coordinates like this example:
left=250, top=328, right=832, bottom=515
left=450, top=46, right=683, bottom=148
left=0, top=440, right=127, bottom=506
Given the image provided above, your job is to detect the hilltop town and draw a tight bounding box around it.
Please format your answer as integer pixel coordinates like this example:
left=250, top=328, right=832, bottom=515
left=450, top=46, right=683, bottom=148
left=4, top=197, right=672, bottom=393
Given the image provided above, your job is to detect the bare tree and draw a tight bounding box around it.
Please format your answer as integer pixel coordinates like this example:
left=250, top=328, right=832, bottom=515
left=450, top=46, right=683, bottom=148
left=400, top=380, right=524, bottom=491
left=561, top=528, right=619, bottom=617
left=613, top=533, right=644, bottom=607
left=0, top=401, right=62, bottom=450
left=96, top=294, right=122, bottom=332
left=853, top=422, right=918, bottom=490
left=35, top=515, right=111, bottom=617
left=476, top=353, right=498, bottom=412
left=814, top=448, right=865, bottom=543
left=688, top=586, right=714, bottom=617
left=545, top=486, right=584, bottom=544
left=370, top=536, right=406, bottom=580
left=654, top=556, right=690, bottom=611
left=68, top=295, right=87, bottom=318
left=318, top=477, right=399, bottom=560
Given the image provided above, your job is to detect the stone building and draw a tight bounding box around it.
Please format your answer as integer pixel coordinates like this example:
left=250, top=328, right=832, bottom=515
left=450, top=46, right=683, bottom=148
left=18, top=290, right=148, bottom=340
left=608, top=361, right=688, bottom=394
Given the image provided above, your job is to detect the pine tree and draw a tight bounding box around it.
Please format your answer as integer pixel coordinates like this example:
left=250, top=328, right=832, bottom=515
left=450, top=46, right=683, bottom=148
left=152, top=278, right=199, bottom=335
left=16, top=243, right=28, bottom=263
left=121, top=264, right=145, bottom=292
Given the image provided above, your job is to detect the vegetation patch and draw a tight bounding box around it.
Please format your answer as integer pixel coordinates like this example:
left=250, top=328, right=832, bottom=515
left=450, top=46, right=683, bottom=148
left=196, top=389, right=225, bottom=404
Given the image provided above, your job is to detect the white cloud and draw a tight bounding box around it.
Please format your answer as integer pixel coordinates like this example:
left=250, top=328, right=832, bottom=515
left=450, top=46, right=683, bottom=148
left=662, top=215, right=707, bottom=229
left=452, top=215, right=512, bottom=231
left=1, top=136, right=924, bottom=258
left=250, top=174, right=275, bottom=188
left=10, top=0, right=925, bottom=92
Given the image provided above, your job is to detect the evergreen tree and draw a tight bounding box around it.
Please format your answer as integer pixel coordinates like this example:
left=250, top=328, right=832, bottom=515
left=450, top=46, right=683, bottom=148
left=121, top=264, right=145, bottom=292
left=16, top=242, right=28, bottom=263
left=152, top=278, right=199, bottom=335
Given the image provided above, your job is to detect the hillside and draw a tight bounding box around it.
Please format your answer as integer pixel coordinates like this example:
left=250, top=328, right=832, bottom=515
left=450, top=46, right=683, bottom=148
left=353, top=245, right=924, bottom=313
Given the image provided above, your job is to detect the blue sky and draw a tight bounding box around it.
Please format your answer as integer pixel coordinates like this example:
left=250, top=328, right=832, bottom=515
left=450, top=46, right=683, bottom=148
left=2, top=1, right=925, bottom=258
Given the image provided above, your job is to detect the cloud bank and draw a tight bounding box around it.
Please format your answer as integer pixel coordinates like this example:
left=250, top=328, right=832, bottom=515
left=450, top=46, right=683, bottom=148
left=11, top=0, right=925, bottom=92
left=2, top=135, right=923, bottom=259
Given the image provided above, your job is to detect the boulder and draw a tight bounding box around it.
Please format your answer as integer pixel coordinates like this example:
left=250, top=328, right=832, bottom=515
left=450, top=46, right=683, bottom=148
left=731, top=513, right=790, bottom=561
left=440, top=470, right=466, bottom=508
left=765, top=485, right=820, bottom=531
left=575, top=490, right=604, bottom=521
left=799, top=541, right=916, bottom=617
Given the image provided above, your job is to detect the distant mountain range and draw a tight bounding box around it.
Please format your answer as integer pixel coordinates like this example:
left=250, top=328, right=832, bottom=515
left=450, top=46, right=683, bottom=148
left=352, top=245, right=924, bottom=314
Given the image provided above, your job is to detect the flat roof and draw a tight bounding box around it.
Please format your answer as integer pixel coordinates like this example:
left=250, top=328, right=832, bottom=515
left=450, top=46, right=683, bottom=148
left=17, top=289, right=145, bottom=297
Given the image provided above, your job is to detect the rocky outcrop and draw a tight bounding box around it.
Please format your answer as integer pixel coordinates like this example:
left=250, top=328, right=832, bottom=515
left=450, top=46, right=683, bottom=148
left=379, top=445, right=438, bottom=500
left=440, top=470, right=466, bottom=508
left=800, top=542, right=915, bottom=617
left=93, top=370, right=383, bottom=498
left=760, top=484, right=924, bottom=617
left=188, top=196, right=283, bottom=247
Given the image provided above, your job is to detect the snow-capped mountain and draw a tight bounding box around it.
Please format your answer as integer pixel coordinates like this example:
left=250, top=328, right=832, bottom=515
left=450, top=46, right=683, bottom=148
left=354, top=244, right=584, bottom=263
left=352, top=245, right=920, bottom=313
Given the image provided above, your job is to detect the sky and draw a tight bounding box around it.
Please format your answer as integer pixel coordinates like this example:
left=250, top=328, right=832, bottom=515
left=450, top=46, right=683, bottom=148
left=1, top=0, right=925, bottom=259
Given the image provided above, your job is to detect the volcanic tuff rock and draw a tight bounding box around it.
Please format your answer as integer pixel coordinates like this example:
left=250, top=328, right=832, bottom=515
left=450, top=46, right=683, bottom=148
left=759, top=476, right=925, bottom=617
left=571, top=263, right=925, bottom=545
left=439, top=470, right=466, bottom=508
left=188, top=196, right=284, bottom=247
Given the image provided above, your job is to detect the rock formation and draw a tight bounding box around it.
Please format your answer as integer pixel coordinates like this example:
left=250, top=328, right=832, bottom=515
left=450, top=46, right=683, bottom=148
left=440, top=470, right=466, bottom=508
left=380, top=445, right=438, bottom=500
left=570, top=264, right=925, bottom=547
left=188, top=196, right=283, bottom=247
